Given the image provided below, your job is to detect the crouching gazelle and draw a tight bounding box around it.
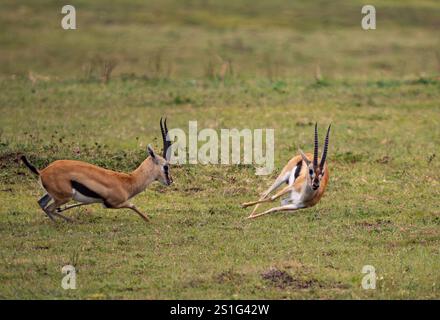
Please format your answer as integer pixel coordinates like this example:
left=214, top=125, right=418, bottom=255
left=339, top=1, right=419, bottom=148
left=21, top=118, right=173, bottom=223
left=242, top=123, right=331, bottom=219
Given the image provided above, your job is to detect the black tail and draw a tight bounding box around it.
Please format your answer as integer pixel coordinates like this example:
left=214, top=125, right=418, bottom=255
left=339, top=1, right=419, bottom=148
left=21, top=155, right=39, bottom=175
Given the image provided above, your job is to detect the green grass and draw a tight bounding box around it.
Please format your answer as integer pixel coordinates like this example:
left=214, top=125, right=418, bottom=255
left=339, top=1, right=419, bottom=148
left=0, top=0, right=439, bottom=299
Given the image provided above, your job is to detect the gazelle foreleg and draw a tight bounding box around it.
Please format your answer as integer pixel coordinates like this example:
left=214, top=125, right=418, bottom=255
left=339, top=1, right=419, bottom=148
left=243, top=184, right=294, bottom=209
left=242, top=171, right=291, bottom=209
left=115, top=202, right=150, bottom=222
left=54, top=202, right=95, bottom=222
left=246, top=185, right=294, bottom=219
left=56, top=202, right=91, bottom=213
left=246, top=171, right=293, bottom=218
left=246, top=204, right=302, bottom=220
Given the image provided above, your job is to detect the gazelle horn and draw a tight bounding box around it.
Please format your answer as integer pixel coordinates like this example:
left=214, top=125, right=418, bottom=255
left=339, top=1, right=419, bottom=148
left=313, top=123, right=319, bottom=167
left=319, top=124, right=331, bottom=169
left=160, top=117, right=171, bottom=160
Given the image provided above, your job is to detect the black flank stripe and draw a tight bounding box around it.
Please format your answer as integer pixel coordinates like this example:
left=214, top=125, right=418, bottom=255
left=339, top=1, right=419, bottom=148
left=71, top=181, right=103, bottom=200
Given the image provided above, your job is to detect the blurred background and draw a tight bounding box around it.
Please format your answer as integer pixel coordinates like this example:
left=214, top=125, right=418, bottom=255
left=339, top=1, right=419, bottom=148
left=1, top=0, right=439, bottom=81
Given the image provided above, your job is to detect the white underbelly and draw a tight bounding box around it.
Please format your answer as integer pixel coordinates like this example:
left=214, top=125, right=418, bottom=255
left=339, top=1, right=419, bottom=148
left=72, top=189, right=103, bottom=204
left=281, top=190, right=301, bottom=206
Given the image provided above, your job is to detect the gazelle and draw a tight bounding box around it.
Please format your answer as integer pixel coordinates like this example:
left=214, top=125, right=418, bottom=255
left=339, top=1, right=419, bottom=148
left=21, top=118, right=173, bottom=223
left=242, top=123, right=331, bottom=219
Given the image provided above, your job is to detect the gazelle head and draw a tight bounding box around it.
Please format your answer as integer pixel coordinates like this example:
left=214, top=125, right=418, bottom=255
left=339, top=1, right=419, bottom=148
left=147, top=117, right=173, bottom=186
left=299, top=123, right=331, bottom=191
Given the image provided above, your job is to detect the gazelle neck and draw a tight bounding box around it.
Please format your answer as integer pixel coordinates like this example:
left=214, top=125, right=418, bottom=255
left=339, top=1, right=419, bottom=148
left=301, top=181, right=318, bottom=202
left=129, top=157, right=157, bottom=198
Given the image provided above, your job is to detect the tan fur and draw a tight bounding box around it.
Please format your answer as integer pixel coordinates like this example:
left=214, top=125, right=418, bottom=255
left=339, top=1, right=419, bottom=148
left=26, top=148, right=171, bottom=222
left=300, top=155, right=329, bottom=207
left=40, top=158, right=158, bottom=206
left=23, top=119, right=173, bottom=223
left=242, top=151, right=330, bottom=219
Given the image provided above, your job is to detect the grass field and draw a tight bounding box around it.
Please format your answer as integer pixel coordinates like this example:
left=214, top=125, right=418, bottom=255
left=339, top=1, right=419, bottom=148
left=0, top=0, right=439, bottom=299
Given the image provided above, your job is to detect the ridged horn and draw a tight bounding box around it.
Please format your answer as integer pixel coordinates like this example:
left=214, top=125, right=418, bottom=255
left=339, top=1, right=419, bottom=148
left=160, top=117, right=171, bottom=160
left=313, top=123, right=318, bottom=167
left=319, top=124, right=331, bottom=169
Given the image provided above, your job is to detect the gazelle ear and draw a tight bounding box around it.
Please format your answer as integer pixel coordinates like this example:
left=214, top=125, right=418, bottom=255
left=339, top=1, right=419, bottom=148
left=147, top=145, right=159, bottom=164
left=147, top=144, right=156, bottom=158
left=299, top=149, right=311, bottom=166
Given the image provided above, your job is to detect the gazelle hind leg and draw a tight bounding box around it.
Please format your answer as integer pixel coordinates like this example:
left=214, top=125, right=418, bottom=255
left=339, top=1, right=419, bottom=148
left=45, top=199, right=71, bottom=222
left=37, top=193, right=56, bottom=221
left=42, top=208, right=55, bottom=222
left=249, top=203, right=262, bottom=217
left=247, top=204, right=301, bottom=220
left=53, top=211, right=73, bottom=222
left=38, top=178, right=77, bottom=222
left=38, top=193, right=52, bottom=210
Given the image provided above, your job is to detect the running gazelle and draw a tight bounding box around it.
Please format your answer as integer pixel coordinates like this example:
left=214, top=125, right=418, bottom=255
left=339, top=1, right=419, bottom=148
left=242, top=123, right=331, bottom=219
left=21, top=118, right=173, bottom=222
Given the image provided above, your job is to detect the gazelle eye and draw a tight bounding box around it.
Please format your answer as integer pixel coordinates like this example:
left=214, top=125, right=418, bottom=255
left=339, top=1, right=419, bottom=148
left=309, top=169, right=313, bottom=175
